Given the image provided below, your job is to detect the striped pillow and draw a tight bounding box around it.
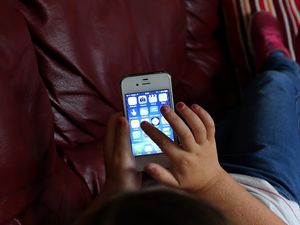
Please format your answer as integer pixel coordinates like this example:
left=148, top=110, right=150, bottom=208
left=222, top=0, right=300, bottom=90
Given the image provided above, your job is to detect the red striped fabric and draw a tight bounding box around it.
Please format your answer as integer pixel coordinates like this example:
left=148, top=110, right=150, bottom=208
left=222, top=0, right=300, bottom=90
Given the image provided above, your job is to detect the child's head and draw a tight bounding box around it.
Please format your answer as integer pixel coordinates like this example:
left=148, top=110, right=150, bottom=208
left=85, top=189, right=231, bottom=225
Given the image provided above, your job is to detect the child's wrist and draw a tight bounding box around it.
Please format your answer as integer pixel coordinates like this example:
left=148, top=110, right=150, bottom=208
left=192, top=168, right=231, bottom=198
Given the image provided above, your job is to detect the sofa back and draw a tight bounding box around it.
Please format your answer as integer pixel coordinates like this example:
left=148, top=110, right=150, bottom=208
left=0, top=1, right=231, bottom=224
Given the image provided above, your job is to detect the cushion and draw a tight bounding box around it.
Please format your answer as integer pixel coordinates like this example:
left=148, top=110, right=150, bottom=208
left=2, top=0, right=234, bottom=224
left=18, top=0, right=229, bottom=202
left=222, top=0, right=300, bottom=90
left=0, top=1, right=55, bottom=224
left=18, top=1, right=187, bottom=207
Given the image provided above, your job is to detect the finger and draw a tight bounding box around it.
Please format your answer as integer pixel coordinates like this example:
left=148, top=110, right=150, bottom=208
left=160, top=105, right=196, bottom=150
left=144, top=163, right=179, bottom=188
left=175, top=102, right=207, bottom=144
left=191, top=104, right=215, bottom=141
left=114, top=117, right=133, bottom=161
left=141, top=121, right=183, bottom=161
left=104, top=112, right=122, bottom=163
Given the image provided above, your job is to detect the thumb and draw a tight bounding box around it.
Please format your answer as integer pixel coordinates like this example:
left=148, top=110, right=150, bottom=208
left=144, top=163, right=179, bottom=188
left=114, top=117, right=134, bottom=164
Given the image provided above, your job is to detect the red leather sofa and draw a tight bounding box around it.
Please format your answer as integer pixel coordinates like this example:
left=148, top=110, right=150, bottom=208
left=0, top=0, right=237, bottom=224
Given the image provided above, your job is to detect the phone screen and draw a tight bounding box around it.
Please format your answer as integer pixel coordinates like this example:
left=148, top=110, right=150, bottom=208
left=125, top=89, right=174, bottom=156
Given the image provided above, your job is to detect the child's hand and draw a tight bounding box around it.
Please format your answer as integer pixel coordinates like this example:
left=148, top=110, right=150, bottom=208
left=72, top=113, right=142, bottom=224
left=102, top=113, right=141, bottom=199
left=141, top=102, right=225, bottom=194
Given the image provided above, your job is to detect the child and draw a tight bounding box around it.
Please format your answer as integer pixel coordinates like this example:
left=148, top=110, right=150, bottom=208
left=74, top=12, right=300, bottom=225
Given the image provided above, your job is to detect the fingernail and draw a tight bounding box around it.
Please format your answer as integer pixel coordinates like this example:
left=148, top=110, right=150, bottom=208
left=191, top=104, right=200, bottom=110
left=176, top=102, right=185, bottom=110
left=160, top=105, right=169, bottom=113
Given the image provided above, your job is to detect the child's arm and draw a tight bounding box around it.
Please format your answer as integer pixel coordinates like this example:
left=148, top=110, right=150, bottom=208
left=141, top=102, right=286, bottom=225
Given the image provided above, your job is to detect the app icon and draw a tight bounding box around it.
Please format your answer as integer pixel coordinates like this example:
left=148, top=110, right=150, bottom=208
left=133, top=144, right=143, bottom=155
left=130, top=109, right=137, bottom=116
left=128, top=96, right=137, bottom=106
left=130, top=119, right=140, bottom=128
left=149, top=140, right=160, bottom=151
left=154, top=148, right=162, bottom=153
left=148, top=94, right=158, bottom=103
left=140, top=107, right=149, bottom=116
left=162, top=127, right=171, bottom=136
left=158, top=93, right=168, bottom=102
left=150, top=106, right=159, bottom=113
left=132, top=131, right=141, bottom=139
left=142, top=131, right=150, bottom=139
left=161, top=116, right=169, bottom=125
left=138, top=95, right=147, bottom=104
left=151, top=117, right=160, bottom=126
left=144, top=145, right=153, bottom=153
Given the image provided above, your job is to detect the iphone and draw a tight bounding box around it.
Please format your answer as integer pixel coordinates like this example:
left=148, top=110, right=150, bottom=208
left=121, top=72, right=175, bottom=171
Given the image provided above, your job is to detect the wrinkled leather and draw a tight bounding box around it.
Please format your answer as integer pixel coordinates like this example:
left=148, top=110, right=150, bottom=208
left=0, top=0, right=236, bottom=224
left=0, top=1, right=54, bottom=224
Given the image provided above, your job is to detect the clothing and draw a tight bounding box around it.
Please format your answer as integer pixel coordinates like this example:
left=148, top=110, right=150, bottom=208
left=232, top=174, right=300, bottom=225
left=217, top=51, right=300, bottom=205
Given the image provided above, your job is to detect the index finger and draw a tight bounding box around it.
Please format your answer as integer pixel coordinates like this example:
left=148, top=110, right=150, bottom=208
left=141, top=121, right=183, bottom=161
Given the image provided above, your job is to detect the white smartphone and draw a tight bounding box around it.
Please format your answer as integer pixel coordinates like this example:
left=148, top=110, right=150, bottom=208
left=121, top=72, right=175, bottom=171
